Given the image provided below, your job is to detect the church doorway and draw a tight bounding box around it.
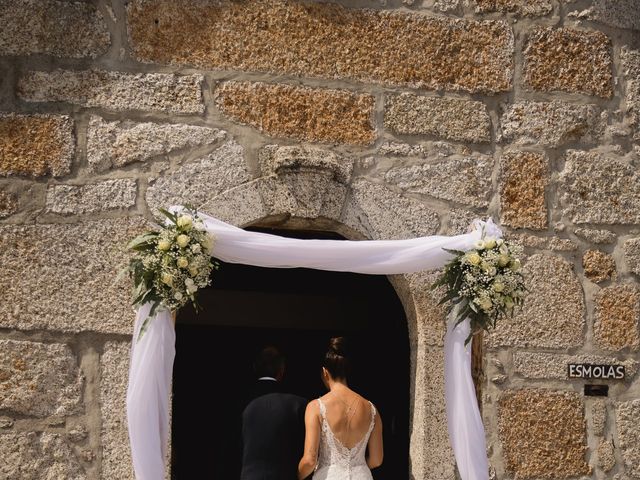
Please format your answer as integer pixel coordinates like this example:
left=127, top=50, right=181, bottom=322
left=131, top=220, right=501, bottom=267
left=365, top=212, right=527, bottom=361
left=171, top=227, right=410, bottom=479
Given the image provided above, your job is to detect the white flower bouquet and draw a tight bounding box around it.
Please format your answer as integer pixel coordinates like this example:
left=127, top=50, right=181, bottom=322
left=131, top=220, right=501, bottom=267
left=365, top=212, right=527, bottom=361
left=431, top=234, right=527, bottom=345
left=121, top=207, right=219, bottom=340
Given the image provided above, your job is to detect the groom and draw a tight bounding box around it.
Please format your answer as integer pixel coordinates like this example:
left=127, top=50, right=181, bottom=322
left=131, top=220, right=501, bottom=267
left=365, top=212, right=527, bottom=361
left=240, top=346, right=307, bottom=480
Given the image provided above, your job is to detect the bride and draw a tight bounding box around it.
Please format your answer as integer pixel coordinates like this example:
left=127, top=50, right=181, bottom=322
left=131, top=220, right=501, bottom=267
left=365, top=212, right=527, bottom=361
left=298, top=337, right=383, bottom=480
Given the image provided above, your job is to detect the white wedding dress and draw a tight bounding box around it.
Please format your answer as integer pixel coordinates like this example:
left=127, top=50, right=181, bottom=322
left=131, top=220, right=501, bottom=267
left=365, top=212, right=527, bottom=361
left=313, top=398, right=377, bottom=480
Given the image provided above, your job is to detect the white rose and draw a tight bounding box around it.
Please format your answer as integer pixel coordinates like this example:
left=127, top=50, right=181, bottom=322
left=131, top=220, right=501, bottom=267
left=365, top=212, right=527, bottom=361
left=488, top=266, right=497, bottom=276
left=161, top=273, right=173, bottom=286
left=185, top=278, right=197, bottom=294
left=194, top=220, right=206, bottom=231
left=466, top=252, right=481, bottom=265
left=484, top=237, right=496, bottom=249
left=498, top=254, right=510, bottom=267
left=188, top=265, right=199, bottom=277
left=496, top=238, right=504, bottom=246
left=510, top=258, right=521, bottom=271
left=474, top=239, right=486, bottom=250
left=499, top=244, right=509, bottom=255
left=177, top=215, right=193, bottom=230
left=157, top=239, right=171, bottom=251
left=174, top=291, right=183, bottom=301
left=191, top=243, right=201, bottom=254
left=177, top=257, right=189, bottom=268
left=493, top=281, right=505, bottom=292
left=177, top=234, right=190, bottom=248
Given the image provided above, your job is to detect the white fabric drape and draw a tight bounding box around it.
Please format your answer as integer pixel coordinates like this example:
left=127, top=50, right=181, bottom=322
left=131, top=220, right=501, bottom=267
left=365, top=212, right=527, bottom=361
left=126, top=205, right=500, bottom=480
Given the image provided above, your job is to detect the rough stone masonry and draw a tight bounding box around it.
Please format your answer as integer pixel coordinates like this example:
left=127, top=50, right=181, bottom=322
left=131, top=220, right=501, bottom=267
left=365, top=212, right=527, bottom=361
left=0, top=0, right=639, bottom=479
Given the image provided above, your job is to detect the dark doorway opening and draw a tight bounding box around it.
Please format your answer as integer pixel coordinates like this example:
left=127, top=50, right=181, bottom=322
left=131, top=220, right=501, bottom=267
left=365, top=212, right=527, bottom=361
left=171, top=227, right=410, bottom=479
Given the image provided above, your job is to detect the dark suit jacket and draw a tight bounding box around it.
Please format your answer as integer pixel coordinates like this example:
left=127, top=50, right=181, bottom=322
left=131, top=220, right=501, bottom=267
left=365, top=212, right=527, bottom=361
left=240, top=380, right=307, bottom=480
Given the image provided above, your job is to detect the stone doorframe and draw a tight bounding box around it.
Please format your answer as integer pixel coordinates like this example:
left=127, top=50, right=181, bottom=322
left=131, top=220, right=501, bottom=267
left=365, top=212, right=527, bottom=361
left=195, top=147, right=458, bottom=479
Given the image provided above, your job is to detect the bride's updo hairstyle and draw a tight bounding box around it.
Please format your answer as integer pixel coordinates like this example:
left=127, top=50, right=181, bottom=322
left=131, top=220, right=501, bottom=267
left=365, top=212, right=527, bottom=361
left=323, top=336, right=351, bottom=380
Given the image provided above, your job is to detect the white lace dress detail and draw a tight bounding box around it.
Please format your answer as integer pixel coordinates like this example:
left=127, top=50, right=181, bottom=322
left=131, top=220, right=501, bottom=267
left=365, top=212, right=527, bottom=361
left=312, top=398, right=377, bottom=480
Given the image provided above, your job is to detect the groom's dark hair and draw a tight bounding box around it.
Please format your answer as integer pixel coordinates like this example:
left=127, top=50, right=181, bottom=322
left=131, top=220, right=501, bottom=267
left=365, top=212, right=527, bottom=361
left=254, top=345, right=285, bottom=378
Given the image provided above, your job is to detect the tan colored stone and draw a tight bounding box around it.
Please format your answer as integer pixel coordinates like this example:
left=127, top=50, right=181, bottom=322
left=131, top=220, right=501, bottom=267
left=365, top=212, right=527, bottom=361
left=200, top=179, right=267, bottom=228
left=45, top=179, right=137, bottom=215
left=499, top=101, right=604, bottom=147
left=384, top=93, right=491, bottom=143
left=0, top=432, right=86, bottom=479
left=621, top=47, right=640, bottom=141
left=127, top=0, right=514, bottom=94
left=145, top=139, right=251, bottom=215
left=488, top=254, right=585, bottom=348
left=597, top=438, right=616, bottom=472
left=86, top=115, right=226, bottom=172
left=18, top=69, right=204, bottom=114
left=470, top=0, right=553, bottom=16
left=0, top=217, right=148, bottom=335
left=0, top=339, right=83, bottom=417
left=513, top=352, right=638, bottom=380
left=624, top=237, right=640, bottom=276
left=498, top=389, right=589, bottom=478
left=0, top=114, right=74, bottom=177
left=616, top=399, right=640, bottom=478
left=0, top=0, right=110, bottom=58
left=101, top=342, right=134, bottom=480
left=594, top=283, right=640, bottom=351
left=214, top=81, right=375, bottom=145
left=591, top=399, right=607, bottom=437
left=583, top=249, right=617, bottom=283
left=574, top=228, right=617, bottom=245
left=560, top=150, right=640, bottom=225
left=499, top=150, right=548, bottom=230
left=385, top=154, right=494, bottom=208
left=523, top=27, right=613, bottom=98
left=509, top=232, right=579, bottom=252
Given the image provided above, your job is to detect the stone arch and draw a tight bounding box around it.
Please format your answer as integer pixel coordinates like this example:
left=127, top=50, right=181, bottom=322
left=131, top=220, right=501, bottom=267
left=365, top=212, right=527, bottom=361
left=196, top=147, right=457, bottom=479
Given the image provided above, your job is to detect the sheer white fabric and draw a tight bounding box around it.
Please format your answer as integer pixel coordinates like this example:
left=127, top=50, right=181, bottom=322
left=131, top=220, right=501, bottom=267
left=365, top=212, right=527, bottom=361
left=313, top=398, right=376, bottom=480
left=126, top=204, right=499, bottom=480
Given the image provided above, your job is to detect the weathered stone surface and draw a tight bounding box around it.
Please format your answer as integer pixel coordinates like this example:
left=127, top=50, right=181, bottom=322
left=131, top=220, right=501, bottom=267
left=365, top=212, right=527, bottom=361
left=343, top=179, right=440, bottom=240
left=583, top=249, right=617, bottom=283
left=376, top=140, right=472, bottom=158
left=0, top=114, right=74, bottom=178
left=499, top=150, right=548, bottom=230
left=470, top=0, right=553, bottom=16
left=0, top=188, right=17, bottom=218
left=560, top=150, right=640, bottom=225
left=45, top=179, right=137, bottom=215
left=0, top=0, right=110, bottom=58
left=146, top=139, right=251, bottom=214
left=621, top=47, right=640, bottom=141
left=513, top=352, right=638, bottom=380
left=385, top=155, right=493, bottom=208
left=127, top=0, right=513, bottom=94
left=200, top=179, right=267, bottom=228
left=0, top=217, right=148, bottom=334
left=18, top=69, right=204, bottom=114
left=570, top=0, right=640, bottom=31
left=214, top=81, right=375, bottom=145
left=445, top=208, right=483, bottom=235
left=616, top=399, right=640, bottom=478
left=523, top=27, right=613, bottom=98
left=384, top=93, right=491, bottom=143
left=0, top=432, right=85, bottom=479
left=259, top=145, right=353, bottom=184
left=498, top=389, right=589, bottom=478
left=624, top=237, right=640, bottom=276
left=488, top=254, right=585, bottom=348
left=509, top=232, right=578, bottom=252
left=434, top=0, right=460, bottom=12
left=499, top=101, right=604, bottom=147
left=0, top=339, right=82, bottom=417
left=575, top=228, right=617, bottom=245
left=591, top=400, right=607, bottom=436
left=86, top=115, right=226, bottom=172
left=594, top=283, right=640, bottom=351
left=597, top=438, right=616, bottom=472
left=101, top=342, right=134, bottom=480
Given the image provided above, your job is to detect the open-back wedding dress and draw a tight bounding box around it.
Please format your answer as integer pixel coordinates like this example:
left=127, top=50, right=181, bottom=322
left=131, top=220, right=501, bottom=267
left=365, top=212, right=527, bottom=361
left=313, top=398, right=377, bottom=480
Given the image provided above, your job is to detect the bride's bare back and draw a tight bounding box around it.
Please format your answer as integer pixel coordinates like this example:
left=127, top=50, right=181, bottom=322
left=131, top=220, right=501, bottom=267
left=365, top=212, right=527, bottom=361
left=319, top=389, right=374, bottom=449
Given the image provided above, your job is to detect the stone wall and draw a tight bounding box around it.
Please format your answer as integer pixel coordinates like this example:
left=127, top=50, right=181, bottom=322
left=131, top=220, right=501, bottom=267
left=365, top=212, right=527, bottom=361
left=0, top=0, right=639, bottom=478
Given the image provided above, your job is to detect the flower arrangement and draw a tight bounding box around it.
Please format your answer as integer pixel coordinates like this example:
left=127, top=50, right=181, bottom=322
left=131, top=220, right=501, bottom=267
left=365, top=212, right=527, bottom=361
left=121, top=207, right=219, bottom=340
left=431, top=233, right=527, bottom=345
